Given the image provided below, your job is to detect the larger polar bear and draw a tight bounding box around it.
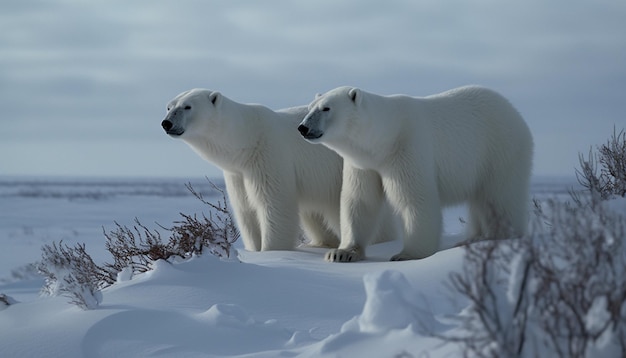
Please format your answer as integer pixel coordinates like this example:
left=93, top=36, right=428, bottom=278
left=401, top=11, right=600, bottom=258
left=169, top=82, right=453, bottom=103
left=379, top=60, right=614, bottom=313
left=161, top=89, right=343, bottom=251
left=298, top=85, right=533, bottom=261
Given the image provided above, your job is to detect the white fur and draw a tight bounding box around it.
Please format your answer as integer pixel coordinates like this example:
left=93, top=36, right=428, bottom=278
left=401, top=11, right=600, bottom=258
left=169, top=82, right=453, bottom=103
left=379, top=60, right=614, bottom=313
left=162, top=89, right=345, bottom=251
left=299, top=85, right=533, bottom=261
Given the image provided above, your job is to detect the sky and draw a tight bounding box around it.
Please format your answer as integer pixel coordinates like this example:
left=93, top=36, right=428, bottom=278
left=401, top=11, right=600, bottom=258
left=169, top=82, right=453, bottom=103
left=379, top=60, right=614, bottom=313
left=1, top=0, right=625, bottom=178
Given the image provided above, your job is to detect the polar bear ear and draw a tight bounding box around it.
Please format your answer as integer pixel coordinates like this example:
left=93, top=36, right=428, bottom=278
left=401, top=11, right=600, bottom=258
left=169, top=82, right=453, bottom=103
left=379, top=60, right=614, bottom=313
left=315, top=93, right=322, bottom=99
left=209, top=92, right=221, bottom=106
left=348, top=88, right=361, bottom=105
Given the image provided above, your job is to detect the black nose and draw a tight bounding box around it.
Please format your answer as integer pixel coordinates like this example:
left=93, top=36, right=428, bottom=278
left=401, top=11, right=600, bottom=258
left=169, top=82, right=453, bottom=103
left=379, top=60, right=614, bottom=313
left=161, top=120, right=173, bottom=131
left=297, top=124, right=309, bottom=136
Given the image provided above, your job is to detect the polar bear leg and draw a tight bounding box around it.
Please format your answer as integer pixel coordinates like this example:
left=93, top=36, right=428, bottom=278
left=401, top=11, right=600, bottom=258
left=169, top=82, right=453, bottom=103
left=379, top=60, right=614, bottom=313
left=370, top=201, right=400, bottom=244
left=495, top=169, right=531, bottom=238
left=326, top=165, right=385, bottom=262
left=248, top=171, right=301, bottom=251
left=383, top=171, right=441, bottom=261
left=503, top=195, right=530, bottom=238
left=472, top=174, right=531, bottom=239
left=301, top=211, right=340, bottom=248
left=465, top=150, right=532, bottom=241
left=224, top=172, right=262, bottom=251
left=467, top=208, right=481, bottom=240
left=469, top=199, right=521, bottom=240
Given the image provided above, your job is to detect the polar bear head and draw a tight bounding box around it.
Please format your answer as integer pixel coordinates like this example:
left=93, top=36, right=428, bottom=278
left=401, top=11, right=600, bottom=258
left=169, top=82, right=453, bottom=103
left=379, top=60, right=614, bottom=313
left=297, top=86, right=363, bottom=145
left=161, top=88, right=223, bottom=139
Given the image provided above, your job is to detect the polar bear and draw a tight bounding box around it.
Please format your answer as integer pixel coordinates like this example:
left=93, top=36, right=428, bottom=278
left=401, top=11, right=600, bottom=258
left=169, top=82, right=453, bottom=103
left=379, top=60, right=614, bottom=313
left=298, top=85, right=533, bottom=261
left=161, top=89, right=345, bottom=252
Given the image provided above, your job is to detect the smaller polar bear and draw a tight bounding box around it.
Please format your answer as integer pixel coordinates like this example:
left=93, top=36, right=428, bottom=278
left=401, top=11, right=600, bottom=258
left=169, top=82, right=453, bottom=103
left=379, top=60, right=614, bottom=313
left=298, top=86, right=533, bottom=261
left=161, top=89, right=344, bottom=252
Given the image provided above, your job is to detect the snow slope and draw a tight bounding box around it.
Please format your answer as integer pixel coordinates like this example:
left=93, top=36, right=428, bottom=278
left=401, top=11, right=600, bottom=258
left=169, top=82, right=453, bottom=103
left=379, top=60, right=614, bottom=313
left=0, top=176, right=579, bottom=357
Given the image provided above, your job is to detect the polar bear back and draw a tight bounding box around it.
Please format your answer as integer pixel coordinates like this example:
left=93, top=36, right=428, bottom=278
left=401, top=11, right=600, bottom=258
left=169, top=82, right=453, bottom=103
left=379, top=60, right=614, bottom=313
left=419, top=86, right=532, bottom=204
left=359, top=86, right=533, bottom=206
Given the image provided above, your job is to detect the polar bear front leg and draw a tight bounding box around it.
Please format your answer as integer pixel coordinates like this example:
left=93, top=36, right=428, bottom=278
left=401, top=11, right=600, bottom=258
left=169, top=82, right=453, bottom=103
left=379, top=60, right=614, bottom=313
left=224, top=172, right=262, bottom=251
left=382, top=172, right=441, bottom=261
left=326, top=165, right=385, bottom=262
left=246, top=172, right=300, bottom=251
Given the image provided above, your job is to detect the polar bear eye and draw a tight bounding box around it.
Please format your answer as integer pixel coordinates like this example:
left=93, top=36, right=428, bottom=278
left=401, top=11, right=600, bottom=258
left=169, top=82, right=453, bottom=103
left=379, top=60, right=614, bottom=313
left=322, top=107, right=330, bottom=112
left=184, top=105, right=192, bottom=110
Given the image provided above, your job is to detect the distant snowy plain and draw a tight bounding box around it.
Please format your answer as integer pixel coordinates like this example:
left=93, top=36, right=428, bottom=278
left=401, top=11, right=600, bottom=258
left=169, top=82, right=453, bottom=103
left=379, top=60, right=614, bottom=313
left=0, top=176, right=580, bottom=357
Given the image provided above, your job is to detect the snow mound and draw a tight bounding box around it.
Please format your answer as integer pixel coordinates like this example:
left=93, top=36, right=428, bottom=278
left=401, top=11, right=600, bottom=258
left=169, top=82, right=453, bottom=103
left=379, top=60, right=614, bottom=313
left=198, top=303, right=253, bottom=326
left=298, top=270, right=453, bottom=357
left=358, top=270, right=422, bottom=332
left=349, top=270, right=446, bottom=334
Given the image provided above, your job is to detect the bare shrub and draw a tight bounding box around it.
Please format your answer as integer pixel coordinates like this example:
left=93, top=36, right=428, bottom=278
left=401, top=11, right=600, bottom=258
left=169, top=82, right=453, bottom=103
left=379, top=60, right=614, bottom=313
left=102, top=219, right=172, bottom=278
left=527, top=198, right=626, bottom=357
left=598, top=127, right=626, bottom=197
left=37, top=179, right=239, bottom=309
left=443, top=239, right=524, bottom=357
left=168, top=181, right=239, bottom=259
left=38, top=241, right=106, bottom=309
left=577, top=127, right=626, bottom=199
left=442, top=191, right=626, bottom=357
left=103, top=180, right=240, bottom=279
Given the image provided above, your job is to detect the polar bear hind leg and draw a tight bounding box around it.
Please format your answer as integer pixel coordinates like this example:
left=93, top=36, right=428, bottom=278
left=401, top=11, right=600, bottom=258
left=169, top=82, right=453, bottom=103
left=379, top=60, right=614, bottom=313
left=301, top=211, right=340, bottom=248
left=468, top=171, right=530, bottom=240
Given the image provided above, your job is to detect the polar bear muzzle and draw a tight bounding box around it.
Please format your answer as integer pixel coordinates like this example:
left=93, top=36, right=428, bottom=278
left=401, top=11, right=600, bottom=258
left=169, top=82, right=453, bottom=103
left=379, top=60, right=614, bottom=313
left=161, top=108, right=185, bottom=136
left=297, top=123, right=323, bottom=141
left=161, top=119, right=184, bottom=136
left=297, top=111, right=325, bottom=141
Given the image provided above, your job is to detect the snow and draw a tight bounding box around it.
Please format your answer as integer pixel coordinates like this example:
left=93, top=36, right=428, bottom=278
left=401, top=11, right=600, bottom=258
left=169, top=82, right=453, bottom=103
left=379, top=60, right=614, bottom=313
left=0, top=176, right=594, bottom=357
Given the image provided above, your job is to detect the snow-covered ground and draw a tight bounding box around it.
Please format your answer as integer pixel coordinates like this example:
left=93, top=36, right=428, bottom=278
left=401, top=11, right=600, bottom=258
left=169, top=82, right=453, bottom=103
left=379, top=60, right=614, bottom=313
left=0, top=176, right=581, bottom=357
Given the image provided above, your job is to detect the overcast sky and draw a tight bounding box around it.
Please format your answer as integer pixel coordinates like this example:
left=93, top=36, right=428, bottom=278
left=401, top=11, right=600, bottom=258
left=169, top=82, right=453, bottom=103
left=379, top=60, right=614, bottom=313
left=1, top=0, right=625, bottom=179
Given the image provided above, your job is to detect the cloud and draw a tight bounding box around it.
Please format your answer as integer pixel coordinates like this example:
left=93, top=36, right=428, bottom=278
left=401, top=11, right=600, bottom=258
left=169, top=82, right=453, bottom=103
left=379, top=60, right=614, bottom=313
left=1, top=0, right=625, bottom=177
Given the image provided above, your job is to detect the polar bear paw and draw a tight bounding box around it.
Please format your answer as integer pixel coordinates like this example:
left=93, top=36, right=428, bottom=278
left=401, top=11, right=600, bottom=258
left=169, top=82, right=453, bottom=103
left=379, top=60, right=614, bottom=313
left=325, top=248, right=363, bottom=263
